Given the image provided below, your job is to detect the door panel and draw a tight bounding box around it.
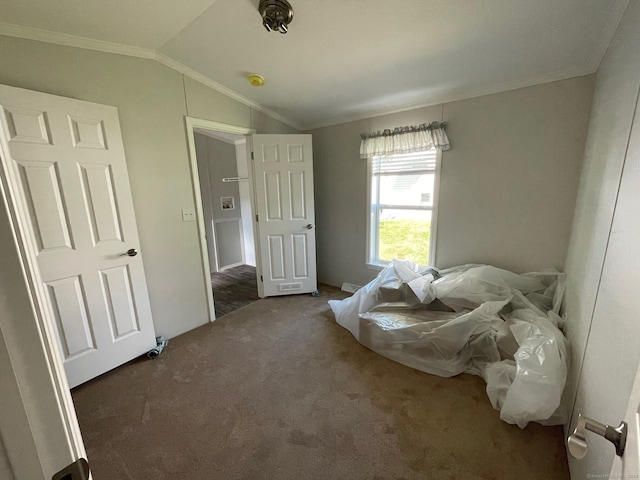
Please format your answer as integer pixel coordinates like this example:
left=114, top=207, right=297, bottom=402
left=289, top=171, right=307, bottom=219
left=100, top=265, right=140, bottom=338
left=569, top=78, right=640, bottom=477
left=0, top=84, right=156, bottom=388
left=264, top=171, right=283, bottom=220
left=267, top=235, right=286, bottom=280
left=251, top=134, right=317, bottom=297
left=46, top=276, right=95, bottom=358
left=79, top=163, right=123, bottom=244
left=17, top=159, right=73, bottom=251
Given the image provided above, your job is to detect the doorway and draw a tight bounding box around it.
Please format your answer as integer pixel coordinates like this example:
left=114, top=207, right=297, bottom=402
left=186, top=119, right=259, bottom=318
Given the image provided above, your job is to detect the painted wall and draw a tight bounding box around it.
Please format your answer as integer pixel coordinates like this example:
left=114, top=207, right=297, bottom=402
left=563, top=1, right=640, bottom=477
left=308, top=76, right=595, bottom=288
left=0, top=35, right=296, bottom=339
left=198, top=135, right=243, bottom=221
left=0, top=432, right=13, bottom=480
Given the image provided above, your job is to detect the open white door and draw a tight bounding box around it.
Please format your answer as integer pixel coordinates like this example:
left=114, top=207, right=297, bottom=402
left=250, top=134, right=317, bottom=297
left=609, top=364, right=640, bottom=479
left=567, top=79, right=640, bottom=477
left=0, top=84, right=156, bottom=388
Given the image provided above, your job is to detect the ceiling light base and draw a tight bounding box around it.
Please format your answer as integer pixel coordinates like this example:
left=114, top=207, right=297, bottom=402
left=259, top=0, right=294, bottom=34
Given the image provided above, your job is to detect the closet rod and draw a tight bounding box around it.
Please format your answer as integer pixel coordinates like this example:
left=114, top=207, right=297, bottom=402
left=222, top=176, right=249, bottom=183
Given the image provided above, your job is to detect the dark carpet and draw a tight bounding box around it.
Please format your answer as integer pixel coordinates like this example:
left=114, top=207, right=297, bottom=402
left=211, top=264, right=259, bottom=317
left=71, top=285, right=570, bottom=480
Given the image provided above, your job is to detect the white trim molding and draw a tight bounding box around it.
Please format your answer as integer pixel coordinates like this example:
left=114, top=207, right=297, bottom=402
left=0, top=22, right=156, bottom=59
left=155, top=53, right=301, bottom=131
left=184, top=117, right=256, bottom=323
left=0, top=0, right=630, bottom=133
left=303, top=66, right=595, bottom=131
left=0, top=22, right=302, bottom=131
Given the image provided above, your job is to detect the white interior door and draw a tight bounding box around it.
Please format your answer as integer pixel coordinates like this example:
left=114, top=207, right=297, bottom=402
left=610, top=364, right=640, bottom=478
left=568, top=90, right=640, bottom=477
left=250, top=134, right=317, bottom=297
left=0, top=84, right=156, bottom=388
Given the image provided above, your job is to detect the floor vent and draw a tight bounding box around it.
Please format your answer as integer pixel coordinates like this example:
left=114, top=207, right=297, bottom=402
left=279, top=282, right=302, bottom=292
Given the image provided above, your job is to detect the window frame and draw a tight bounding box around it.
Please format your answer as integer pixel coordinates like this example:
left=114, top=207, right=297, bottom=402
left=365, top=149, right=442, bottom=270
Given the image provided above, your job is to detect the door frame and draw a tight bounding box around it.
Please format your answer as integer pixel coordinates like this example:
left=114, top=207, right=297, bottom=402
left=0, top=129, right=87, bottom=477
left=184, top=117, right=256, bottom=320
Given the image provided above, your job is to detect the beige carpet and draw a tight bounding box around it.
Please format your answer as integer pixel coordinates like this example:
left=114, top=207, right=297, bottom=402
left=72, top=285, right=569, bottom=480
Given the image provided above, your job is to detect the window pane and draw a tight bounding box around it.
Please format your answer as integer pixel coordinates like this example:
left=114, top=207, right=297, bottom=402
left=379, top=173, right=435, bottom=206
left=379, top=209, right=432, bottom=265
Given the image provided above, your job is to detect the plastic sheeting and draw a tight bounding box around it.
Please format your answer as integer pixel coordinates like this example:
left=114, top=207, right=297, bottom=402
left=329, top=260, right=568, bottom=428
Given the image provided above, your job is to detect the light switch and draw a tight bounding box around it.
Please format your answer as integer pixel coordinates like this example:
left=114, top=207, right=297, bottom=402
left=182, top=208, right=196, bottom=222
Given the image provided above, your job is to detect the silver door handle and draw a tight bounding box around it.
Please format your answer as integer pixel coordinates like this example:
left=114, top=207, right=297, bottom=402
left=567, top=413, right=627, bottom=459
left=305, top=224, right=314, bottom=230
left=126, top=248, right=138, bottom=257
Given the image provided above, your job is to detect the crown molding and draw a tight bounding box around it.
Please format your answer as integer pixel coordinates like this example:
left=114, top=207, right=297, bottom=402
left=302, top=65, right=596, bottom=131
left=0, top=8, right=624, bottom=134
left=0, top=22, right=301, bottom=131
left=588, top=0, right=631, bottom=72
left=154, top=53, right=302, bottom=130
left=0, top=22, right=156, bottom=59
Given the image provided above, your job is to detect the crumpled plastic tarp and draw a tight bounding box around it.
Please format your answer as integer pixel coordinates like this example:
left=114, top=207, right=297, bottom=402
left=329, top=260, right=568, bottom=428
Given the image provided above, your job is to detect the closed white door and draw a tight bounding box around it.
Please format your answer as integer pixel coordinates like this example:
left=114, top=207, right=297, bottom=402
left=569, top=89, right=640, bottom=477
left=250, top=134, right=317, bottom=297
left=0, top=84, right=156, bottom=388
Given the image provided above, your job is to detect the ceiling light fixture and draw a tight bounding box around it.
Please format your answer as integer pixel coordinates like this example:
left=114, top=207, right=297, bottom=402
left=259, top=0, right=294, bottom=34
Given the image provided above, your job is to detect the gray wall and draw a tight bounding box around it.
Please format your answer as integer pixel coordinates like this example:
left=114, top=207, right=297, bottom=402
left=196, top=135, right=242, bottom=221
left=563, top=1, right=640, bottom=476
left=0, top=412, right=15, bottom=479
left=309, top=76, right=595, bottom=287
left=0, top=35, right=297, bottom=339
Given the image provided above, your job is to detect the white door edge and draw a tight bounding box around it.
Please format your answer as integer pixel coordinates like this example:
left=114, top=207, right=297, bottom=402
left=0, top=138, right=87, bottom=478
left=610, top=362, right=640, bottom=478
left=246, top=137, right=266, bottom=298
left=184, top=117, right=256, bottom=320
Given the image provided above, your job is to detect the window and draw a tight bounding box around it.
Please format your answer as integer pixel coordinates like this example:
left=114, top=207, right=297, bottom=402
left=368, top=150, right=439, bottom=267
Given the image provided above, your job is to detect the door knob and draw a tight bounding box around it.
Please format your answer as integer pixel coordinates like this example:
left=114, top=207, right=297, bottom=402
left=305, top=224, right=314, bottom=230
left=567, top=413, right=627, bottom=459
left=126, top=248, right=138, bottom=257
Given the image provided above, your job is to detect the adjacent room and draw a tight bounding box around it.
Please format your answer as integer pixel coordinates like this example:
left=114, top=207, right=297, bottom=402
left=0, top=1, right=639, bottom=479
left=193, top=128, right=259, bottom=317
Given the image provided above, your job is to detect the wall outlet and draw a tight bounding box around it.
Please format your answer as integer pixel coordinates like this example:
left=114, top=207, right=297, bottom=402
left=181, top=208, right=196, bottom=222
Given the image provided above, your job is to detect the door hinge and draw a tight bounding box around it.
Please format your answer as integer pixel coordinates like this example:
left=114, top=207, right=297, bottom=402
left=260, top=275, right=263, bottom=282
left=256, top=214, right=259, bottom=222
left=251, top=151, right=254, bottom=160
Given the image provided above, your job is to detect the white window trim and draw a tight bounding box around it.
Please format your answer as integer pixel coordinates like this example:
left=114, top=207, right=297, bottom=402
left=365, top=149, right=442, bottom=269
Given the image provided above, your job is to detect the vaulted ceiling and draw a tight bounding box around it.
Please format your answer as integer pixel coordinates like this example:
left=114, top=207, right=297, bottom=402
left=0, top=0, right=629, bottom=129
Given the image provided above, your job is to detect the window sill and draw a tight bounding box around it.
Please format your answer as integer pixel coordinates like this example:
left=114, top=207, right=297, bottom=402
left=366, top=262, right=387, bottom=271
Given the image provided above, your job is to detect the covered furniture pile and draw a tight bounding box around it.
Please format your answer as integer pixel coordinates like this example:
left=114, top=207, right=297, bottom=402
left=329, top=261, right=568, bottom=428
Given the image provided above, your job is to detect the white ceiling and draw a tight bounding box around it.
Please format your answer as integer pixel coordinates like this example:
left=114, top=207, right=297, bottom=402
left=0, top=0, right=629, bottom=129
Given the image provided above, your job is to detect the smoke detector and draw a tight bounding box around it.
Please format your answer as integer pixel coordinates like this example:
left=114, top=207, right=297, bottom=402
left=248, top=74, right=265, bottom=87
left=259, top=0, right=294, bottom=34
